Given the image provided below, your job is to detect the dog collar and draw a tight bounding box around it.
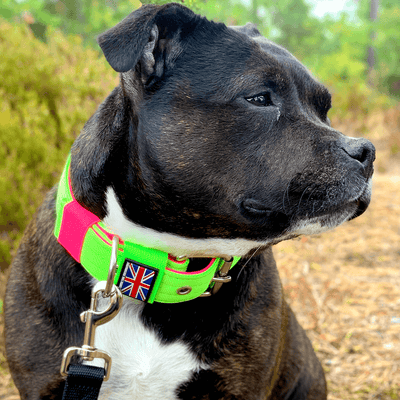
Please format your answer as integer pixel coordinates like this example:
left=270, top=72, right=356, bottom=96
left=54, top=155, right=240, bottom=304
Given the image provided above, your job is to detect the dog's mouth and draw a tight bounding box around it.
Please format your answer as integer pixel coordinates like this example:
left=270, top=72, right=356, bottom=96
left=307, top=178, right=373, bottom=227
left=299, top=178, right=373, bottom=230
left=348, top=181, right=372, bottom=221
left=239, top=178, right=373, bottom=240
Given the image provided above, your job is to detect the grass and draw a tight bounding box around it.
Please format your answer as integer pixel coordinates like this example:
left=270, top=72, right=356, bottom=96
left=275, top=170, right=400, bottom=399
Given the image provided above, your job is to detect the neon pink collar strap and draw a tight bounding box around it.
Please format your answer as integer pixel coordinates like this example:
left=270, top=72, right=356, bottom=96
left=54, top=155, right=240, bottom=304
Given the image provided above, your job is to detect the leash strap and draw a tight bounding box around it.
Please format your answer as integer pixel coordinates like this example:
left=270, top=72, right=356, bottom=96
left=54, top=155, right=240, bottom=304
left=62, top=364, right=105, bottom=400
left=61, top=282, right=123, bottom=400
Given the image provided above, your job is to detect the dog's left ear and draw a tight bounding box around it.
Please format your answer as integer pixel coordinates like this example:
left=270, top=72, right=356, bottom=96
left=97, top=3, right=196, bottom=75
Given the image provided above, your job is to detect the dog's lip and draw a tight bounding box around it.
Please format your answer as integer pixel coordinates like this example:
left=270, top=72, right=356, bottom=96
left=348, top=181, right=372, bottom=221
left=241, top=198, right=273, bottom=216
left=348, top=196, right=370, bottom=220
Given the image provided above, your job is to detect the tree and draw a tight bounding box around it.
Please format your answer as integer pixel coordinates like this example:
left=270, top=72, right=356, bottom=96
left=367, top=0, right=379, bottom=84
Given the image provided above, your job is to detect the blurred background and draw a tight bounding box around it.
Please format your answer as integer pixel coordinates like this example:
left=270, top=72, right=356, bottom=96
left=0, top=1, right=399, bottom=399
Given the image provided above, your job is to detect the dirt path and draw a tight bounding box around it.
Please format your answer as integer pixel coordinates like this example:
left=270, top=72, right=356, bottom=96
left=276, top=172, right=400, bottom=399
left=0, top=173, right=399, bottom=400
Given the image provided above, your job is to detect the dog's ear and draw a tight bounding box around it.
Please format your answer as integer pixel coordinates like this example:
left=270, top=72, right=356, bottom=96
left=97, top=3, right=196, bottom=74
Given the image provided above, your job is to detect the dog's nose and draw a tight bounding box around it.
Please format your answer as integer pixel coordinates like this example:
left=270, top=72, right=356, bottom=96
left=340, top=137, right=375, bottom=179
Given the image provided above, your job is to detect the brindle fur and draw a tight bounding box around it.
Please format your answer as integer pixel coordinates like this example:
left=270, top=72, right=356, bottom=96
left=5, top=3, right=375, bottom=399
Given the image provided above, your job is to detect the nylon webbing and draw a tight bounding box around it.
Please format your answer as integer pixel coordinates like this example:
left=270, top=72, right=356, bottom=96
left=62, top=364, right=105, bottom=400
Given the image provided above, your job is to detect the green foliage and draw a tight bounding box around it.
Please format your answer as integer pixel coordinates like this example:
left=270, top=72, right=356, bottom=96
left=197, top=0, right=251, bottom=26
left=0, top=0, right=143, bottom=44
left=375, top=4, right=400, bottom=97
left=355, top=0, right=400, bottom=97
left=141, top=0, right=205, bottom=9
left=1, top=0, right=399, bottom=98
left=0, top=0, right=206, bottom=44
left=0, top=19, right=117, bottom=270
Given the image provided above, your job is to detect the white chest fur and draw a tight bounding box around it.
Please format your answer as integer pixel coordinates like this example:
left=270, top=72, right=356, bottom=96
left=87, top=299, right=207, bottom=400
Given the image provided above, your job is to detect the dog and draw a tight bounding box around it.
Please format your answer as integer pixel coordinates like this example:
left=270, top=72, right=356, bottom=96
left=5, top=3, right=375, bottom=399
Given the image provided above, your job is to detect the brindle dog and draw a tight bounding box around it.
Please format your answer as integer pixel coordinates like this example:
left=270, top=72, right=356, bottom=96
left=5, top=3, right=375, bottom=399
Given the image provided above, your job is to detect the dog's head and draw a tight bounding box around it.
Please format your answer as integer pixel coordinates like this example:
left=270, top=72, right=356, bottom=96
left=72, top=3, right=375, bottom=258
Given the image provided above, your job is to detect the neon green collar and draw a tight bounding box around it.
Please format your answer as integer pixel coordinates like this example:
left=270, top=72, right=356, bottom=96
left=54, top=155, right=240, bottom=304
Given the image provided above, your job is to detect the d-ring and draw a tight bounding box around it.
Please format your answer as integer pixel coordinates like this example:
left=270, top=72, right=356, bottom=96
left=104, top=236, right=119, bottom=297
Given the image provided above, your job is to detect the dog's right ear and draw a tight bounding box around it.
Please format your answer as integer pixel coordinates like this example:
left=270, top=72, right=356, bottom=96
left=97, top=3, right=196, bottom=74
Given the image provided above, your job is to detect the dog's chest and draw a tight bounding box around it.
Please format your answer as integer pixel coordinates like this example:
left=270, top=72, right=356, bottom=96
left=87, top=300, right=206, bottom=400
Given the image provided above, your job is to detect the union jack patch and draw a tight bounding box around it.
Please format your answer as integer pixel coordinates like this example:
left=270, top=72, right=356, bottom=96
left=117, top=260, right=158, bottom=302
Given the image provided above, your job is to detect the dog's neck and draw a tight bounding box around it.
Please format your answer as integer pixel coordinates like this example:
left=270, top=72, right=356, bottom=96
left=103, top=187, right=272, bottom=259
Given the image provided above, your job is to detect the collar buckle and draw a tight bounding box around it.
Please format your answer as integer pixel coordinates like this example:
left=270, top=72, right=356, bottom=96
left=200, top=257, right=233, bottom=298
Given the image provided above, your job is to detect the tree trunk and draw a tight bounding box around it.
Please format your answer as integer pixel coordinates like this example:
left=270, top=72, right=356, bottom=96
left=367, top=0, right=379, bottom=85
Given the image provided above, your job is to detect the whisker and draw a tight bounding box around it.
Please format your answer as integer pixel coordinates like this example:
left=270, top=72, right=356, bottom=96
left=237, top=245, right=262, bottom=279
left=282, top=178, right=294, bottom=214
left=305, top=187, right=317, bottom=216
left=296, top=185, right=311, bottom=213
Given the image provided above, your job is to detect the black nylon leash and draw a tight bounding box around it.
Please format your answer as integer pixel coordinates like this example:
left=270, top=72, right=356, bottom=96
left=62, top=364, right=105, bottom=400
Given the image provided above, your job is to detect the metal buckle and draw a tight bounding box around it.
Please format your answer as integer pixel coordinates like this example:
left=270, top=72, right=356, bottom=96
left=61, top=237, right=123, bottom=382
left=174, top=255, right=233, bottom=298
left=200, top=256, right=233, bottom=298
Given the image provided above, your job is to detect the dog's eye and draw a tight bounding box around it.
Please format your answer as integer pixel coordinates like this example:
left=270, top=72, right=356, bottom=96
left=246, top=92, right=274, bottom=107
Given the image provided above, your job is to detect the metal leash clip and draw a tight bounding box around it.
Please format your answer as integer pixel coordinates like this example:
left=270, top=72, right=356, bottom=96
left=61, top=237, right=123, bottom=381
